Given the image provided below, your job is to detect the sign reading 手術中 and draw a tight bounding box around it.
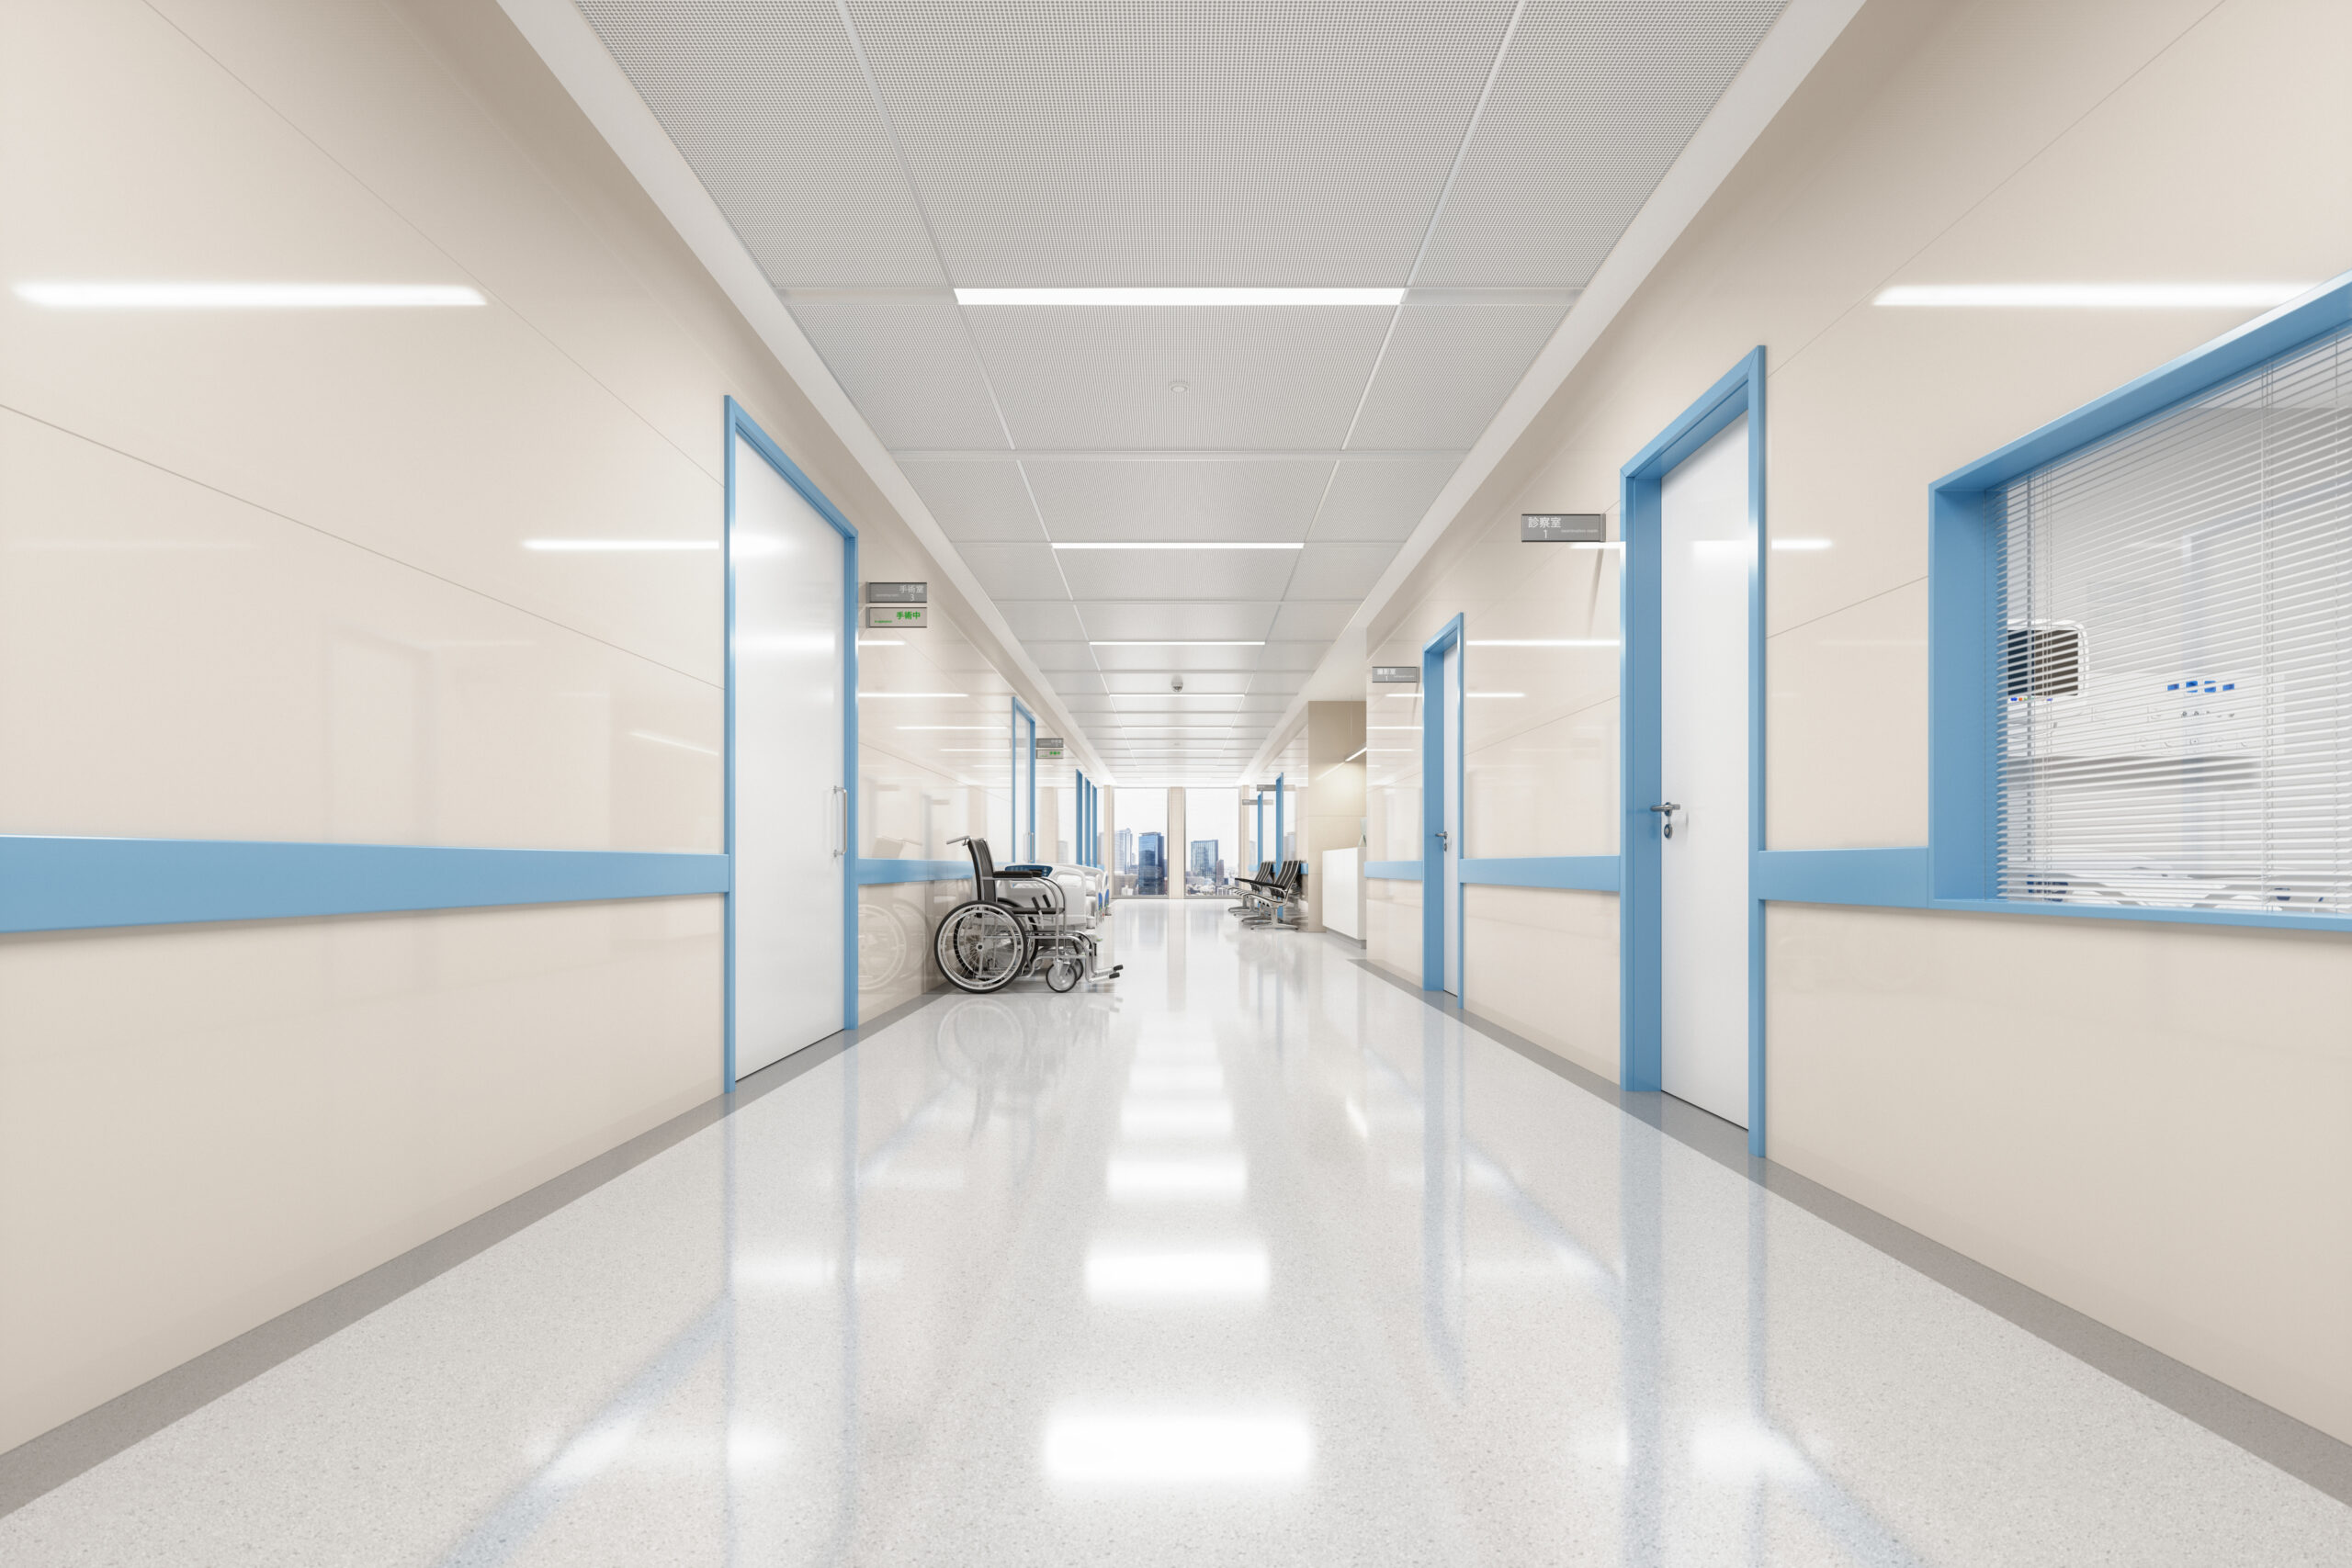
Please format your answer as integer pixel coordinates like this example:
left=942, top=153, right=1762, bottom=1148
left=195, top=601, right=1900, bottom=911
left=1521, top=513, right=1606, bottom=543
left=865, top=581, right=927, bottom=604
left=1372, top=666, right=1419, bottom=684
left=866, top=606, right=927, bottom=628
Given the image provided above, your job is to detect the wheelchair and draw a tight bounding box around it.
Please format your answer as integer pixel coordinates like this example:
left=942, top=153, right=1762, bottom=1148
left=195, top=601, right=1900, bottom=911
left=933, top=837, right=1121, bottom=994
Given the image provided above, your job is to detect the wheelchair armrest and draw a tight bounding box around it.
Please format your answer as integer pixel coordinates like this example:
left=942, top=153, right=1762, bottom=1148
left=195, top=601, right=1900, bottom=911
left=997, top=864, right=1051, bottom=878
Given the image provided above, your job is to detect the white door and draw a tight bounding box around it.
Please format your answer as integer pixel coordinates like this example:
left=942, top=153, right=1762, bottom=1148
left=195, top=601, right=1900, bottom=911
left=1658, top=415, right=1751, bottom=1125
left=1441, top=639, right=1464, bottom=996
left=733, top=434, right=846, bottom=1078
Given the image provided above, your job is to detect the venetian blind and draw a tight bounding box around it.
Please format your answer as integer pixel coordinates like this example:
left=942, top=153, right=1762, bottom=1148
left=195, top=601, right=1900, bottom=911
left=1994, top=323, right=2352, bottom=913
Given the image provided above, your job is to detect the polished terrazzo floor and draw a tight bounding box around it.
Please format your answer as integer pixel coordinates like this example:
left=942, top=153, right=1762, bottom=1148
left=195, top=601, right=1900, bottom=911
left=8, top=898, right=2352, bottom=1565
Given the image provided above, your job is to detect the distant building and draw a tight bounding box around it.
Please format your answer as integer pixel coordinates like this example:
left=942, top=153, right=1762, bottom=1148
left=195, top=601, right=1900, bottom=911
left=1138, top=832, right=1165, bottom=895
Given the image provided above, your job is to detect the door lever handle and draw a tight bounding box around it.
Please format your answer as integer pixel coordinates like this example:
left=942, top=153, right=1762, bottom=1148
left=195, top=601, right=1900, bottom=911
left=1649, top=802, right=1681, bottom=840
left=1435, top=829, right=1450, bottom=850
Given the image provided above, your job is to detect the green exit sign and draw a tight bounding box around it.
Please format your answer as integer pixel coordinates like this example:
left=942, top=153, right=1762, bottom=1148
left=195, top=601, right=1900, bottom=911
left=866, top=606, right=928, bottom=628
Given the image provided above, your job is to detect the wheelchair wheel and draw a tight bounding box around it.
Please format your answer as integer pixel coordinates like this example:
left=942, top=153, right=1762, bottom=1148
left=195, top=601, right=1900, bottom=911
left=1045, top=953, right=1081, bottom=992
left=934, top=901, right=1032, bottom=993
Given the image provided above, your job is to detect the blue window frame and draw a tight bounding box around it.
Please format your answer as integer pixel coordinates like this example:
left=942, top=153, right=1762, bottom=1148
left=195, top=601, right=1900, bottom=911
left=1928, top=272, right=2352, bottom=934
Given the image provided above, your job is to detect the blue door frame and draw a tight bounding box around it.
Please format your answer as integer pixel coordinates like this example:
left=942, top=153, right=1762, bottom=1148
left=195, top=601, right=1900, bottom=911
left=723, top=396, right=859, bottom=1091
left=1420, top=615, right=1465, bottom=994
left=1010, top=697, right=1037, bottom=861
left=1618, top=349, right=1768, bottom=1156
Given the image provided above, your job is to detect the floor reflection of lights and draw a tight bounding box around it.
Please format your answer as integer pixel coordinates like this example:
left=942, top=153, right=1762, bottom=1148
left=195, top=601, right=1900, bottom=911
left=1042, top=1409, right=1313, bottom=1487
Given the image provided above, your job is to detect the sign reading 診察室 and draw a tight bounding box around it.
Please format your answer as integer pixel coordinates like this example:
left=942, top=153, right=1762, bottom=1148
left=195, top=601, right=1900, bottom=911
left=1521, top=513, right=1606, bottom=543
left=1372, top=666, right=1418, bottom=684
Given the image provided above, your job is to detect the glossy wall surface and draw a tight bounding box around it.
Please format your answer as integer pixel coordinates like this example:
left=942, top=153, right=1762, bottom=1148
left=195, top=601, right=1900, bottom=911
left=1362, top=0, right=2352, bottom=1439
left=0, top=0, right=1086, bottom=1452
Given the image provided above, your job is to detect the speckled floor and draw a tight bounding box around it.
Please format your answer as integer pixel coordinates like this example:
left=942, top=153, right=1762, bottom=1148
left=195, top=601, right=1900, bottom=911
left=6, top=898, right=2351, bottom=1565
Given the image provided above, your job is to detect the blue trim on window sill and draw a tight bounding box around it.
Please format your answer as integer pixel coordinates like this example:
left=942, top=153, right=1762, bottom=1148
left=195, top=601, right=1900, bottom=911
left=854, top=859, right=973, bottom=886
left=0, top=836, right=729, bottom=934
left=1364, top=860, right=1424, bottom=881
left=1460, top=856, right=1621, bottom=892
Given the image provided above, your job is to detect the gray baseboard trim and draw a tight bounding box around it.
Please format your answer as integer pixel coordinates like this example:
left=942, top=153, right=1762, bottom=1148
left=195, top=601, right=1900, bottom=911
left=0, top=987, right=949, bottom=1518
left=1348, top=957, right=2352, bottom=1508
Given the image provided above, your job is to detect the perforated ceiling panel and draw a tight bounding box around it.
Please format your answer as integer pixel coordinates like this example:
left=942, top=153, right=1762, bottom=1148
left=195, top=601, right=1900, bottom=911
left=1024, top=457, right=1335, bottom=543
left=1414, top=1, right=1788, bottom=286
left=842, top=0, right=1515, bottom=285
left=580, top=0, right=1792, bottom=776
left=965, top=306, right=1393, bottom=450
left=576, top=1, right=939, bottom=286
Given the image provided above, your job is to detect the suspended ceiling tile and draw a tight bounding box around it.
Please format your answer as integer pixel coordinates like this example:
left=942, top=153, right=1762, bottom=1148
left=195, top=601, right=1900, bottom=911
left=995, top=601, right=1087, bottom=640
left=1048, top=670, right=1108, bottom=695
left=1413, top=0, right=1787, bottom=287
left=1101, top=671, right=1257, bottom=694
left=579, top=1, right=942, bottom=287
left=1284, top=543, right=1400, bottom=600
left=1024, top=457, right=1334, bottom=542
left=1347, top=299, right=1569, bottom=450
left=898, top=457, right=1045, bottom=543
left=1256, top=642, right=1330, bottom=672
left=1266, top=602, right=1358, bottom=641
left=1076, top=602, right=1281, bottom=641
left=1309, top=455, right=1463, bottom=542
left=786, top=299, right=1008, bottom=449
left=1250, top=671, right=1307, bottom=694
left=965, top=306, right=1390, bottom=449
left=1111, top=693, right=1249, bottom=713
left=1054, top=548, right=1286, bottom=603
left=1093, top=644, right=1262, bottom=673
left=955, top=543, right=1064, bottom=603
left=1023, top=640, right=1099, bottom=671
left=842, top=0, right=1514, bottom=285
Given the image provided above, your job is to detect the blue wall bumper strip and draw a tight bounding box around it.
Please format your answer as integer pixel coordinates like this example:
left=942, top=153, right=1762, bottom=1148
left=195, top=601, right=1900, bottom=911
left=0, top=837, right=729, bottom=934
left=1752, top=848, right=1929, bottom=908
left=1364, top=860, right=1424, bottom=881
left=1459, top=856, right=1622, bottom=892
left=854, top=859, right=974, bottom=886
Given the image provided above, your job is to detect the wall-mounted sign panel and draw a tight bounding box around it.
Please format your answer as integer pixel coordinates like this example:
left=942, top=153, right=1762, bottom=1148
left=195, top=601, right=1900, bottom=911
left=1036, top=736, right=1066, bottom=758
left=865, top=581, right=927, bottom=604
left=1372, top=666, right=1419, bottom=684
left=866, top=606, right=927, bottom=629
left=1521, top=513, right=1607, bottom=543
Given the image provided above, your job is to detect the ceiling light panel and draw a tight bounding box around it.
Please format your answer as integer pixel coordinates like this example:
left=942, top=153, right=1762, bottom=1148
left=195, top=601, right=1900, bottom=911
left=1347, top=299, right=1571, bottom=449
left=1306, top=455, right=1467, bottom=543
left=1111, top=694, right=1250, bottom=713
left=785, top=299, right=1009, bottom=448
left=1098, top=672, right=1256, bottom=694
left=1023, top=457, right=1332, bottom=543
left=1283, top=544, right=1400, bottom=602
left=1057, top=550, right=1289, bottom=603
left=842, top=0, right=1516, bottom=285
left=1409, top=0, right=1787, bottom=287
left=962, top=307, right=1391, bottom=449
left=897, top=457, right=1047, bottom=543
left=1075, top=603, right=1281, bottom=641
left=577, top=1, right=942, bottom=287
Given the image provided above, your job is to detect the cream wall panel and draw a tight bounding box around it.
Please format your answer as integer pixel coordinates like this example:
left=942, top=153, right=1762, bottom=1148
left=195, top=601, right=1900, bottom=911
left=1764, top=581, right=1926, bottom=850
left=0, top=0, right=723, bottom=681
left=858, top=878, right=959, bottom=1016
left=1463, top=886, right=1617, bottom=1082
left=1364, top=875, right=1420, bottom=986
left=0, top=897, right=722, bottom=1451
left=1767, top=902, right=2352, bottom=1443
left=0, top=410, right=721, bottom=848
left=1466, top=698, right=1618, bottom=859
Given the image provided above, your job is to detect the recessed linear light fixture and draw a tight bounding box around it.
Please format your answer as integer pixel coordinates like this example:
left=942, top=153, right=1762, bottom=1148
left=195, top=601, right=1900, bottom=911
left=1052, top=542, right=1303, bottom=551
left=14, top=281, right=489, bottom=309
left=1873, top=282, right=2312, bottom=310
left=525, top=539, right=715, bottom=552
left=956, top=288, right=1401, bottom=308
left=1466, top=639, right=1620, bottom=648
left=1091, top=640, right=1267, bottom=648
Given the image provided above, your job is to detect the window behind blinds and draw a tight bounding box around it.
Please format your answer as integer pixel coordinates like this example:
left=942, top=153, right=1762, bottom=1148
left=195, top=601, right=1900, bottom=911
left=1994, top=322, right=2352, bottom=914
